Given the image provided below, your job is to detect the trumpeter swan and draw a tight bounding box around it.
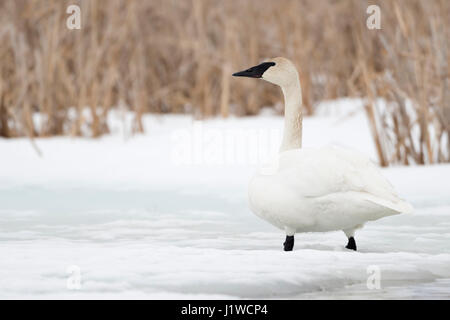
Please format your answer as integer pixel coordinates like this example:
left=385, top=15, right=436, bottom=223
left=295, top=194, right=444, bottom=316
left=233, top=57, right=412, bottom=251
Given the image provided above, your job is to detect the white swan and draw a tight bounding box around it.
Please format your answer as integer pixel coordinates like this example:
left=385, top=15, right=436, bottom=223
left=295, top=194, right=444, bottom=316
left=233, top=57, right=413, bottom=251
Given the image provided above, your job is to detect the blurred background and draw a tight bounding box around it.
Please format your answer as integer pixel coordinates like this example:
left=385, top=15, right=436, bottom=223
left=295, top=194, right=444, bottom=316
left=0, top=0, right=449, bottom=166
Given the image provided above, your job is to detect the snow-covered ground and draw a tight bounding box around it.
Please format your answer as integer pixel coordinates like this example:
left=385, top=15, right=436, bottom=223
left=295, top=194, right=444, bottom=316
left=1, top=100, right=449, bottom=299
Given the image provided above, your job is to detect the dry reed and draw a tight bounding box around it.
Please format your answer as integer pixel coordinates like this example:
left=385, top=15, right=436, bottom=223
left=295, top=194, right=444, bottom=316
left=0, top=0, right=448, bottom=165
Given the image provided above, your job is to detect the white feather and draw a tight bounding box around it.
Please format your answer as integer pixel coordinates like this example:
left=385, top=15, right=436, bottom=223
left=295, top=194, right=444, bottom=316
left=249, top=146, right=413, bottom=234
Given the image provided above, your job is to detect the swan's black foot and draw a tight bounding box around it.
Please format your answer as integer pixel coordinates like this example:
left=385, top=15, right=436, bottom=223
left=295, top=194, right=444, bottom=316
left=346, top=237, right=357, bottom=251
left=283, top=235, right=294, bottom=251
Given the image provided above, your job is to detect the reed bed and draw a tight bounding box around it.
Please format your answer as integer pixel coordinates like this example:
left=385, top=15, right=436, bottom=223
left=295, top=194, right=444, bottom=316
left=0, top=0, right=448, bottom=165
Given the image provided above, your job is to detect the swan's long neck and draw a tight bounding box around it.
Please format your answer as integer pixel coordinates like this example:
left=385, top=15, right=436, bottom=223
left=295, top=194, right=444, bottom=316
left=280, top=78, right=302, bottom=152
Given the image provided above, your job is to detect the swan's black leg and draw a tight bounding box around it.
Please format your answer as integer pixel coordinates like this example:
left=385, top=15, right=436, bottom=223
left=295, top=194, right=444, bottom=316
left=346, top=237, right=357, bottom=251
left=283, top=235, right=294, bottom=251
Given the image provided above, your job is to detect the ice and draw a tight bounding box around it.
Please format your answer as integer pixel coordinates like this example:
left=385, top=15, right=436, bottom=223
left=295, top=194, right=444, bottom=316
left=1, top=103, right=449, bottom=299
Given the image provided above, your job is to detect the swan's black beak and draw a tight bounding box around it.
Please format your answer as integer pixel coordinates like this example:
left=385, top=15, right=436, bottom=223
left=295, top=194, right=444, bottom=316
left=232, top=62, right=275, bottom=78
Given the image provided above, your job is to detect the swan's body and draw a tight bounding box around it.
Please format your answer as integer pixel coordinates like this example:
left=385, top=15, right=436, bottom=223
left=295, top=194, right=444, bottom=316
left=249, top=146, right=412, bottom=235
left=233, top=57, right=412, bottom=251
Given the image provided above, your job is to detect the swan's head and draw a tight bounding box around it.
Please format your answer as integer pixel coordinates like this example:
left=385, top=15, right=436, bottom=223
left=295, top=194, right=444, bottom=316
left=232, top=57, right=299, bottom=87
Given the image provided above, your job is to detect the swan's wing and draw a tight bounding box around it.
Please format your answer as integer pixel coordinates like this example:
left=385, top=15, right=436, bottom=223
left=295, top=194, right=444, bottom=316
left=277, top=146, right=412, bottom=213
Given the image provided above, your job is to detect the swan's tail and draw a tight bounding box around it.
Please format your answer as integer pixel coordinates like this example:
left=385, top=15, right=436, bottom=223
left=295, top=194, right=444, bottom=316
left=364, top=194, right=413, bottom=214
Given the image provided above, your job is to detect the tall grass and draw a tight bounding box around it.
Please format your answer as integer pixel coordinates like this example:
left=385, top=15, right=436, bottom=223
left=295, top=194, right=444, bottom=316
left=0, top=0, right=448, bottom=165
left=353, top=1, right=450, bottom=165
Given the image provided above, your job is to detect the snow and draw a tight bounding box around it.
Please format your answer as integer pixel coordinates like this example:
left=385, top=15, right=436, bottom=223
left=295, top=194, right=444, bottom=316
left=1, top=101, right=449, bottom=299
